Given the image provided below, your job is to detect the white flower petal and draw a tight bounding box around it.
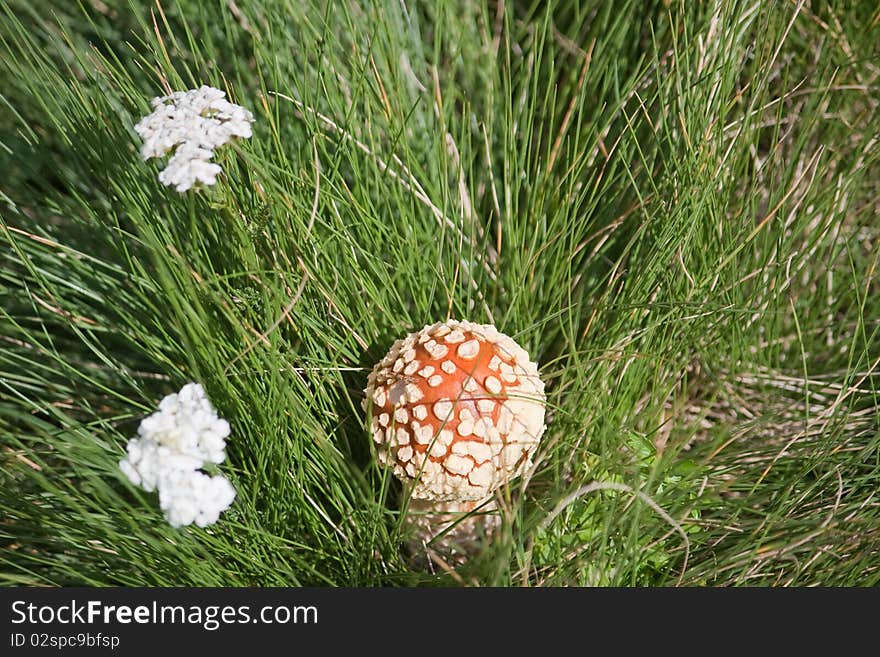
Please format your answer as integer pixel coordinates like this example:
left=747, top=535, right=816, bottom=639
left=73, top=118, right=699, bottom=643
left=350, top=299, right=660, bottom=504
left=120, top=382, right=236, bottom=527
left=135, top=85, right=254, bottom=192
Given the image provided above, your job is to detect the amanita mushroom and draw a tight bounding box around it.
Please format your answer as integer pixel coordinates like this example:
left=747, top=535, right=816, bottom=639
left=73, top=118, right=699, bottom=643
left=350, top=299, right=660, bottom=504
left=363, top=319, right=546, bottom=559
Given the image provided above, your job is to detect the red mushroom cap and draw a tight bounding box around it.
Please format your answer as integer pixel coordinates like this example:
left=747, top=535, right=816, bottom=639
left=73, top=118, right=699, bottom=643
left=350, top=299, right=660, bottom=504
left=363, top=320, right=546, bottom=501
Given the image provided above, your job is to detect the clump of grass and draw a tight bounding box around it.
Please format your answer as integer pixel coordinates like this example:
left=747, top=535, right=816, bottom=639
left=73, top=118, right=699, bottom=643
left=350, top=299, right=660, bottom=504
left=1, top=0, right=878, bottom=586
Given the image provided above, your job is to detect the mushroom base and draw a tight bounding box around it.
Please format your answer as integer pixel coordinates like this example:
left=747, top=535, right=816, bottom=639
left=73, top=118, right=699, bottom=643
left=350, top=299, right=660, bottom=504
left=404, top=497, right=500, bottom=568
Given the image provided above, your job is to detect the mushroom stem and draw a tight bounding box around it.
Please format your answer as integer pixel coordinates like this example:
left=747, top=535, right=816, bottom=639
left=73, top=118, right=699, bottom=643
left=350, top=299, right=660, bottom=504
left=405, top=496, right=501, bottom=566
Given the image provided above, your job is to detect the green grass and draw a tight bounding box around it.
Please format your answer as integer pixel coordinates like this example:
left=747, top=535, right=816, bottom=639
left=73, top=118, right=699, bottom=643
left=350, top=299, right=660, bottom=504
left=1, top=0, right=878, bottom=586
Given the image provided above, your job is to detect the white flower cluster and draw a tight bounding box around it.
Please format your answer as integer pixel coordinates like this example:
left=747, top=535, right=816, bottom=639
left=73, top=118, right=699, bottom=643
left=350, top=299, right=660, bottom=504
left=134, top=85, right=254, bottom=192
left=120, top=383, right=236, bottom=528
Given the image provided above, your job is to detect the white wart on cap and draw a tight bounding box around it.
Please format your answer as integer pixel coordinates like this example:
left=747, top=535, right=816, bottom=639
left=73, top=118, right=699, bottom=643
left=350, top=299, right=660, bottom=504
left=363, top=320, right=546, bottom=501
